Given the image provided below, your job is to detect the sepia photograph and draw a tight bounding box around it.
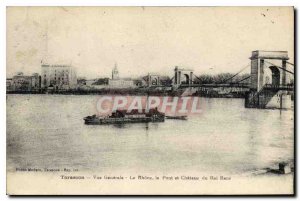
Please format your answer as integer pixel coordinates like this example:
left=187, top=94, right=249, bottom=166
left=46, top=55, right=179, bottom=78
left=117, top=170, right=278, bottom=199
left=6, top=6, right=294, bottom=195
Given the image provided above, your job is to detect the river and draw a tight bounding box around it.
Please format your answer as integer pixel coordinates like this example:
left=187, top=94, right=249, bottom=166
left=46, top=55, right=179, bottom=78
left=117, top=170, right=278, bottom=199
left=6, top=94, right=294, bottom=175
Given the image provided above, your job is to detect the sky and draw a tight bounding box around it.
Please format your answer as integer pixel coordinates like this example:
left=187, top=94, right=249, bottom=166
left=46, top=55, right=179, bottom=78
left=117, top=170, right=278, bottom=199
left=6, top=7, right=294, bottom=79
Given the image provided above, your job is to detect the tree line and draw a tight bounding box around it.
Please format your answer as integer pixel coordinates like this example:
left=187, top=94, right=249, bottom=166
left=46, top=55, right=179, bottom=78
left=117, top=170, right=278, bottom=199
left=193, top=73, right=250, bottom=84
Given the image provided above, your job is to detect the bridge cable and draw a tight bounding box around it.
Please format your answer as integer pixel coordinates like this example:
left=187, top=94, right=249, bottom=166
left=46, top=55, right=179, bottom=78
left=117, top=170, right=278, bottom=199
left=168, top=76, right=175, bottom=86
left=286, top=61, right=294, bottom=66
left=192, top=63, right=250, bottom=84
left=265, top=61, right=294, bottom=75
left=234, top=75, right=251, bottom=84
left=192, top=74, right=203, bottom=82
left=221, top=63, right=250, bottom=84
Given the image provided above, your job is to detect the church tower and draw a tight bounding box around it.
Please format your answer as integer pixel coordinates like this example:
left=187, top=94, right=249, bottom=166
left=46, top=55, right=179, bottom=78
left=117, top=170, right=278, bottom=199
left=112, top=63, right=119, bottom=80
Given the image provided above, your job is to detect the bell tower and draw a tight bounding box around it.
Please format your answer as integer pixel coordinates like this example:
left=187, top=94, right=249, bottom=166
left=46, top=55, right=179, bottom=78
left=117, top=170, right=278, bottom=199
left=112, top=63, right=119, bottom=80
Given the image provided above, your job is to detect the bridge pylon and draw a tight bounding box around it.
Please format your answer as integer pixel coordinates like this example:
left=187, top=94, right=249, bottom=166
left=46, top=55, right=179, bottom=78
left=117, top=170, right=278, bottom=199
left=245, top=50, right=293, bottom=109
left=173, top=66, right=194, bottom=89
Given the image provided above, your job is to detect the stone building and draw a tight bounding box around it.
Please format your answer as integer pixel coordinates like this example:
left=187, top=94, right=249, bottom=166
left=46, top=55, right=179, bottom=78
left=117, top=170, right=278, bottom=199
left=9, top=72, right=41, bottom=92
left=109, top=78, right=135, bottom=88
left=6, top=78, right=13, bottom=91
left=111, top=63, right=119, bottom=80
left=108, top=64, right=135, bottom=88
left=41, top=64, right=77, bottom=90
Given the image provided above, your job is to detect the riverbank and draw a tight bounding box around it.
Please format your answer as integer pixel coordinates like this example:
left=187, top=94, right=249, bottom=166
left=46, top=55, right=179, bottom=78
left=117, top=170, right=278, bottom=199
left=6, top=88, right=248, bottom=98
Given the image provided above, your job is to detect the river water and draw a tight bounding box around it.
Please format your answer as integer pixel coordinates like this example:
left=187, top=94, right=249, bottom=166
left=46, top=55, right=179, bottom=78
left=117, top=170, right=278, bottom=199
left=6, top=94, right=294, bottom=175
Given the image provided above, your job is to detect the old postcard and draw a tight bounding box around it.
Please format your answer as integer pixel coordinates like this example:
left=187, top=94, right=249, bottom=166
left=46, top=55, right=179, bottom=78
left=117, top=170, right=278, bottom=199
left=6, top=6, right=294, bottom=195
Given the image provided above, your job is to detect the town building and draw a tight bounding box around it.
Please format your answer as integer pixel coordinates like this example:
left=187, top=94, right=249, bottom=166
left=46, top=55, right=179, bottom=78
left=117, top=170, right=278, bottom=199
left=109, top=78, right=135, bottom=88
left=9, top=72, right=41, bottom=92
left=111, top=64, right=119, bottom=80
left=6, top=78, right=13, bottom=91
left=108, top=64, right=135, bottom=88
left=41, top=64, right=77, bottom=90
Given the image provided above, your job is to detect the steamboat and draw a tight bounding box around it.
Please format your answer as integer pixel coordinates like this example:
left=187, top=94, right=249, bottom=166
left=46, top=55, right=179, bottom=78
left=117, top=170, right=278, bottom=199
left=84, top=108, right=165, bottom=125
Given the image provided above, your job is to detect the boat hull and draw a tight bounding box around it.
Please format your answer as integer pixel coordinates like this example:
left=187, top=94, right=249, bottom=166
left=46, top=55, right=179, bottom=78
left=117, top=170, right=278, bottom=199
left=165, top=116, right=187, bottom=120
left=84, top=117, right=165, bottom=125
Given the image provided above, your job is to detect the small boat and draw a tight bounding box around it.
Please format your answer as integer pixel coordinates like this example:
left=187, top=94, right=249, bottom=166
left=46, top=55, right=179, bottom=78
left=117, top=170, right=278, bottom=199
left=165, top=115, right=188, bottom=120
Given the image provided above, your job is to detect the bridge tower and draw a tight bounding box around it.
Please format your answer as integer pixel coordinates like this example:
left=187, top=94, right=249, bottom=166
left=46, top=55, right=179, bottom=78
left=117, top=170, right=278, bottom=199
left=174, top=66, right=194, bottom=87
left=245, top=50, right=293, bottom=109
left=147, top=74, right=160, bottom=87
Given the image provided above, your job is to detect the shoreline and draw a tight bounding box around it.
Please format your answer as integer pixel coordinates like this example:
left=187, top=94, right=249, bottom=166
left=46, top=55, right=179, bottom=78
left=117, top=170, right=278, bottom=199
left=6, top=90, right=247, bottom=98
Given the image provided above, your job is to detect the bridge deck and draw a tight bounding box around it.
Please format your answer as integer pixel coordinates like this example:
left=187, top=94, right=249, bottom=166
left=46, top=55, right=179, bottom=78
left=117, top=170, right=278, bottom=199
left=263, top=84, right=294, bottom=91
left=146, top=83, right=294, bottom=91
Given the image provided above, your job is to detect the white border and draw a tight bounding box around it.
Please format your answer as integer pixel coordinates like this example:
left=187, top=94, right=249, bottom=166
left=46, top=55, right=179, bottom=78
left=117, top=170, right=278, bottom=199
left=1, top=0, right=298, bottom=200
left=2, top=0, right=298, bottom=6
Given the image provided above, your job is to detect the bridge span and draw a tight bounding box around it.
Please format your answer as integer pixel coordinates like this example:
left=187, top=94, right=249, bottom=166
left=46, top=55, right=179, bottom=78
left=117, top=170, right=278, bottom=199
left=144, top=50, right=294, bottom=109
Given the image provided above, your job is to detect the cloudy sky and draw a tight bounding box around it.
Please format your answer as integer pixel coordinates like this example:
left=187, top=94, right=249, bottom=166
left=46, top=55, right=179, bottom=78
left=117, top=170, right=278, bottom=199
left=7, top=7, right=294, bottom=79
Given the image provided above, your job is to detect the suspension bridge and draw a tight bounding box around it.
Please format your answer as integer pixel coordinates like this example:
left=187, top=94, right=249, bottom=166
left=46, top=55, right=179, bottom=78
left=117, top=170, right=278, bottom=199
left=144, top=50, right=294, bottom=109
